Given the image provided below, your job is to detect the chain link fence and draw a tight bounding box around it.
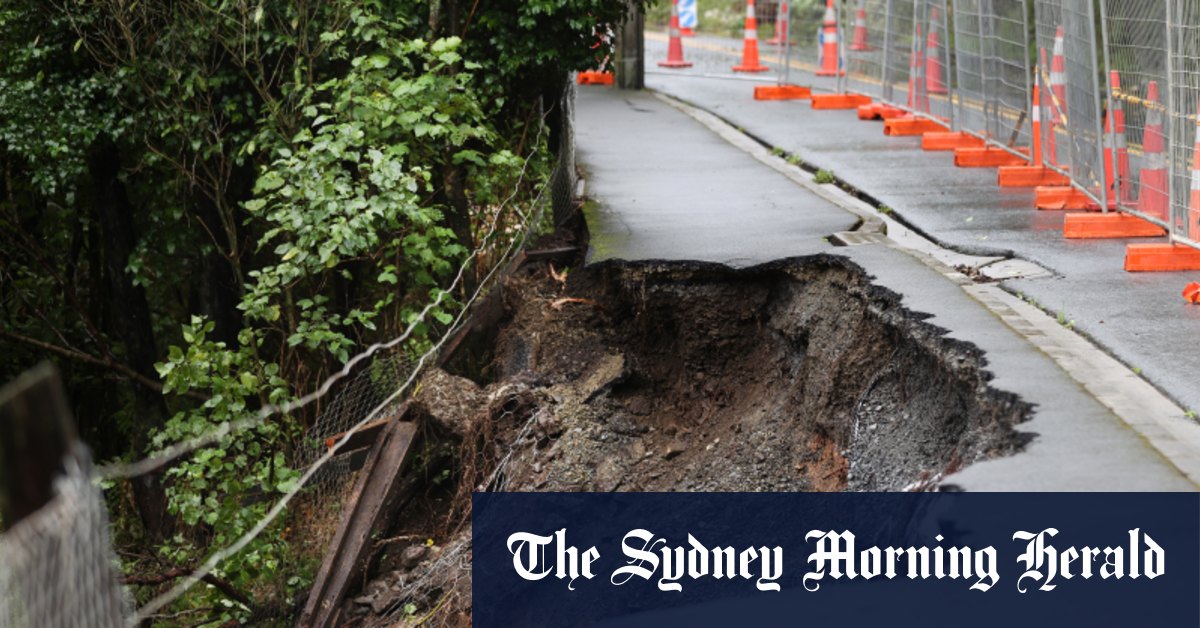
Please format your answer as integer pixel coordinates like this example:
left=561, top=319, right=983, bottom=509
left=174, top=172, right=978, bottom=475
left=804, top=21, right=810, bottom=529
left=0, top=448, right=129, bottom=627
left=952, top=0, right=1032, bottom=155
left=1034, top=0, right=1108, bottom=208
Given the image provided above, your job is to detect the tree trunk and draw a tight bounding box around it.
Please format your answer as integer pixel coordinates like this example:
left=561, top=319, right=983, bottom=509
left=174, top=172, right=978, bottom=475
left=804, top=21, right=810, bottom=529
left=194, top=197, right=243, bottom=347
left=440, top=161, right=477, bottom=292
left=87, top=138, right=172, bottom=541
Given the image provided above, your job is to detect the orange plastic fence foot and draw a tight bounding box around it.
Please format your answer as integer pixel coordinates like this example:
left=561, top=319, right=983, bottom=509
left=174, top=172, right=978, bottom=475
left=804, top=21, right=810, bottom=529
left=810, top=93, right=873, bottom=110
left=754, top=85, right=812, bottom=100
left=1063, top=213, right=1166, bottom=239
left=883, top=116, right=948, bottom=136
left=1035, top=186, right=1101, bottom=211
left=1125, top=243, right=1200, bottom=272
left=859, top=103, right=907, bottom=120
left=576, top=71, right=614, bottom=86
left=922, top=132, right=984, bottom=151
left=953, top=147, right=1029, bottom=168
left=733, top=63, right=770, bottom=73
left=997, top=165, right=1071, bottom=187
left=857, top=102, right=882, bottom=120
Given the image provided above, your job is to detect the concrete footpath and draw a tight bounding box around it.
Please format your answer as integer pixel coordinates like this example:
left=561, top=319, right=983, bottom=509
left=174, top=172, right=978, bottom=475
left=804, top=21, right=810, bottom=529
left=642, top=42, right=1200, bottom=420
left=574, top=85, right=1199, bottom=491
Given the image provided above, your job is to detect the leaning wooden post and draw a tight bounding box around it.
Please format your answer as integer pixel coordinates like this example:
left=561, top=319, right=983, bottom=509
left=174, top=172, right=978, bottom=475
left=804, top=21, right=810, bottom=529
left=0, top=362, right=129, bottom=627
left=0, top=362, right=79, bottom=526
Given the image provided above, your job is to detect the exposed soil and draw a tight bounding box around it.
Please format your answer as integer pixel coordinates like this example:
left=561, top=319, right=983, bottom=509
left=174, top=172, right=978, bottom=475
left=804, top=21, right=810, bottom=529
left=339, top=225, right=1034, bottom=626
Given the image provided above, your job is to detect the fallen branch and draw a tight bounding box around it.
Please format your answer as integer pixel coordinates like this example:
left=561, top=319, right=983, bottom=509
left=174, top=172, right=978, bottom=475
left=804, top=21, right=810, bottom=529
left=0, top=329, right=209, bottom=401
left=123, top=567, right=255, bottom=611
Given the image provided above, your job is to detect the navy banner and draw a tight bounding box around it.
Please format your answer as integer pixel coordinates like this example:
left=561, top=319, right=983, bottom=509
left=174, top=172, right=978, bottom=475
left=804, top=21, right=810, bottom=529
left=472, top=493, right=1199, bottom=627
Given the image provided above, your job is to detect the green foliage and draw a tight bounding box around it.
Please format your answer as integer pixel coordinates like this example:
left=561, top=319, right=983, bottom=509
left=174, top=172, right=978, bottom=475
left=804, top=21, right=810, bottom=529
left=1, top=0, right=642, bottom=622
left=814, top=169, right=836, bottom=184
left=149, top=21, right=526, bottom=620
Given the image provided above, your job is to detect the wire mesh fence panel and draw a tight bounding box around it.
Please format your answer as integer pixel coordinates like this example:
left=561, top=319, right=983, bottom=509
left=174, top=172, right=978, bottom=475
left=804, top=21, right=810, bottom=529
left=881, top=0, right=915, bottom=106
left=953, top=1, right=1033, bottom=155
left=1100, top=0, right=1170, bottom=227
left=843, top=0, right=892, bottom=98
left=908, top=0, right=954, bottom=123
left=983, top=1, right=1033, bottom=151
left=952, top=0, right=990, bottom=138
left=777, top=0, right=844, bottom=89
left=1167, top=1, right=1200, bottom=245
left=1035, top=0, right=1108, bottom=208
left=0, top=452, right=130, bottom=628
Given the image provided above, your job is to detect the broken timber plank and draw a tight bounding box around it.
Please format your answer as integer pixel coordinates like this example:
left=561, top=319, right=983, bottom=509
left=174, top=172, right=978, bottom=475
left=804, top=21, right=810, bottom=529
left=300, top=417, right=419, bottom=628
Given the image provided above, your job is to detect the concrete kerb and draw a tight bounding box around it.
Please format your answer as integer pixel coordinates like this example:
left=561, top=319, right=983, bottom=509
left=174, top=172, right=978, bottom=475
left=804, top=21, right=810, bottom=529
left=648, top=90, right=1200, bottom=488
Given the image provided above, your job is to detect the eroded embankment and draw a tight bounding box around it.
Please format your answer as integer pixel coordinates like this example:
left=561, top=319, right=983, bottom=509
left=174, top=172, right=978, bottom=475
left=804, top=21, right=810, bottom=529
left=455, top=255, right=1033, bottom=493
left=343, top=252, right=1035, bottom=625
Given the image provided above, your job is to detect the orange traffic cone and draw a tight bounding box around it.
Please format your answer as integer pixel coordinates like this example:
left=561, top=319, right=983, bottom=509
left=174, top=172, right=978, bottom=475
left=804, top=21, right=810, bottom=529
left=659, top=0, right=694, bottom=69
left=1189, top=102, right=1200, bottom=240
left=767, top=1, right=790, bottom=46
left=1103, top=72, right=1133, bottom=205
left=733, top=0, right=769, bottom=73
left=815, top=0, right=842, bottom=76
left=909, top=25, right=926, bottom=112
left=1039, top=48, right=1058, bottom=166
left=850, top=0, right=870, bottom=51
left=1139, top=81, right=1168, bottom=222
left=1032, top=69, right=1045, bottom=167
left=1049, top=25, right=1067, bottom=125
left=925, top=8, right=946, bottom=95
left=1110, top=71, right=1133, bottom=204
left=997, top=65, right=1072, bottom=187
left=1101, top=110, right=1116, bottom=202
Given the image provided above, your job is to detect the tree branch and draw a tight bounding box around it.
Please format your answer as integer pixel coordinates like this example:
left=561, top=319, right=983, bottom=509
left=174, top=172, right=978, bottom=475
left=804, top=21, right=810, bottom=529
left=123, top=567, right=256, bottom=612
left=0, top=329, right=209, bottom=402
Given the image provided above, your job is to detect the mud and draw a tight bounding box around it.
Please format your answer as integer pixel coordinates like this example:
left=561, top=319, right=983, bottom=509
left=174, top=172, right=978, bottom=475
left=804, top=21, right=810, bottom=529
left=343, top=247, right=1035, bottom=626
left=460, top=255, right=1032, bottom=493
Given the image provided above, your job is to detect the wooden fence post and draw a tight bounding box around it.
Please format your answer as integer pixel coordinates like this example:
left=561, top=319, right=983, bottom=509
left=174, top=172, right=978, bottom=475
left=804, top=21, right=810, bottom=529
left=0, top=362, right=79, bottom=527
